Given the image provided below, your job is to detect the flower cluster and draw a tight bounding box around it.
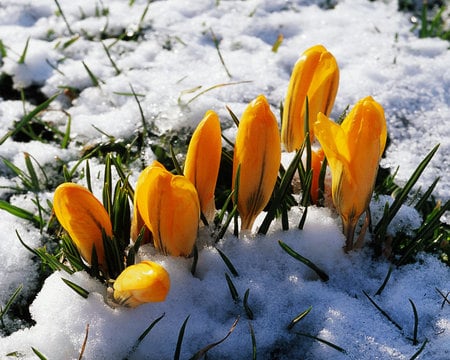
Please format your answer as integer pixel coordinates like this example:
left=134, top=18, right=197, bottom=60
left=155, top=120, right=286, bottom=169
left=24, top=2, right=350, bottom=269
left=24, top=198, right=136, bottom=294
left=52, top=43, right=387, bottom=307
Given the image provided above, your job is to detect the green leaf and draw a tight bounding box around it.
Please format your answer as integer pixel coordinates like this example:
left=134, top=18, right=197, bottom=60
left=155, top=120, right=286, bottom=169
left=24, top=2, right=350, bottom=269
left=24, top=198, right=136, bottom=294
left=287, top=306, right=312, bottom=330
left=0, top=92, right=59, bottom=145
left=278, top=240, right=329, bottom=282
left=61, top=278, right=89, bottom=299
left=174, top=316, right=190, bottom=360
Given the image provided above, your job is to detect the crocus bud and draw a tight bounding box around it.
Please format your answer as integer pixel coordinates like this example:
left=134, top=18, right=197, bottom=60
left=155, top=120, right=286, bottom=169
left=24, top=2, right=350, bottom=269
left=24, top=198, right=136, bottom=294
left=136, top=161, right=200, bottom=256
left=281, top=44, right=339, bottom=152
left=314, top=96, right=387, bottom=251
left=232, top=95, right=281, bottom=231
left=184, top=110, right=222, bottom=224
left=113, top=260, right=170, bottom=307
left=53, top=183, right=113, bottom=268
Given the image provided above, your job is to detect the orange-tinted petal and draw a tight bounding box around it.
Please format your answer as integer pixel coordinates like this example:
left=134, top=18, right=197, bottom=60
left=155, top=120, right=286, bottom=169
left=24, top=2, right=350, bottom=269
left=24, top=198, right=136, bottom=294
left=136, top=161, right=200, bottom=256
left=53, top=183, right=113, bottom=267
left=113, top=260, right=170, bottom=307
left=232, top=95, right=281, bottom=230
left=281, top=44, right=339, bottom=152
left=184, top=110, right=222, bottom=223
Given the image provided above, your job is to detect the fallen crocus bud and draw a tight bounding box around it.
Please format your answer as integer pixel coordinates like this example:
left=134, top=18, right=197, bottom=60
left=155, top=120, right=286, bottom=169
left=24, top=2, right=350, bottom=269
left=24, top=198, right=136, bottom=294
left=53, top=183, right=113, bottom=268
left=314, top=96, right=387, bottom=251
left=232, top=95, right=281, bottom=231
left=136, top=161, right=200, bottom=256
left=113, top=260, right=170, bottom=307
left=184, top=110, right=222, bottom=224
left=281, top=44, right=339, bottom=152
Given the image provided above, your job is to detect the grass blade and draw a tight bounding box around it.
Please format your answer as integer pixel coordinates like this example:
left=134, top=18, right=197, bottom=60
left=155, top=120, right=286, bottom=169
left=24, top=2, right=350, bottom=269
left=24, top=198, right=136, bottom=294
left=190, top=316, right=239, bottom=360
left=125, top=313, right=165, bottom=359
left=61, top=278, right=89, bottom=299
left=174, top=316, right=190, bottom=360
left=287, top=306, right=312, bottom=330
left=0, top=93, right=59, bottom=145
left=295, top=332, right=347, bottom=354
left=216, top=248, right=239, bottom=277
left=278, top=240, right=329, bottom=282
left=363, top=290, right=402, bottom=331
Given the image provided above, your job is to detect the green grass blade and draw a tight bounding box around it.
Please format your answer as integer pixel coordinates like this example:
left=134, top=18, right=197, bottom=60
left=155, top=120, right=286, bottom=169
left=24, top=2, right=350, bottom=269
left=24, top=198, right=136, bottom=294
left=374, top=144, right=440, bottom=246
left=409, top=339, right=428, bottom=360
left=0, top=200, right=42, bottom=226
left=18, top=37, right=30, bottom=64
left=287, top=306, right=312, bottom=330
left=278, top=241, right=329, bottom=281
left=0, top=284, right=23, bottom=324
left=0, top=93, right=59, bottom=145
left=61, top=278, right=89, bottom=299
left=125, top=313, right=166, bottom=359
left=225, top=273, right=239, bottom=302
left=31, top=347, right=48, bottom=360
left=363, top=290, right=402, bottom=331
left=174, top=316, right=190, bottom=360
left=295, top=332, right=347, bottom=354
left=216, top=248, right=239, bottom=277
left=243, top=289, right=254, bottom=320
left=409, top=299, right=419, bottom=346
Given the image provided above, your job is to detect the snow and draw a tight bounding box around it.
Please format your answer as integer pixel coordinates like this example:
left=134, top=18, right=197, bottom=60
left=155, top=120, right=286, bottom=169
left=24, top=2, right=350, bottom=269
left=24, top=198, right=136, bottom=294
left=0, top=0, right=449, bottom=359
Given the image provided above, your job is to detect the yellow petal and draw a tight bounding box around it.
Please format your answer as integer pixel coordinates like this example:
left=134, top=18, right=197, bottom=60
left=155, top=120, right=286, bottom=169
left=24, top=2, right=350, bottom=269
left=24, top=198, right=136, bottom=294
left=113, top=260, right=170, bottom=307
left=136, top=161, right=200, bottom=256
left=281, top=44, right=339, bottom=152
left=232, top=95, right=281, bottom=230
left=314, top=97, right=387, bottom=251
left=53, top=183, right=113, bottom=267
left=184, top=110, right=222, bottom=223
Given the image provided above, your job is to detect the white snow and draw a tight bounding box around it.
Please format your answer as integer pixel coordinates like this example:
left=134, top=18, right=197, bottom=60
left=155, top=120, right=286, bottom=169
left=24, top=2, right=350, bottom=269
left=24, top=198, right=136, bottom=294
left=0, top=0, right=449, bottom=359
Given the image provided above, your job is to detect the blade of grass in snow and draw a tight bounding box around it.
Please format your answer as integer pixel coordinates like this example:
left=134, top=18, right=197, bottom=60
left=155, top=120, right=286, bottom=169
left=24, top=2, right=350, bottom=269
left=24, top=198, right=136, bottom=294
left=243, top=289, right=254, bottom=320
left=409, top=339, right=428, bottom=360
left=125, top=313, right=165, bottom=359
left=409, top=299, right=419, bottom=346
left=174, top=316, right=190, bottom=360
left=287, top=306, right=312, bottom=330
left=32, top=347, right=48, bottom=360
left=0, top=284, right=23, bottom=328
left=216, top=248, right=239, bottom=277
left=436, top=288, right=450, bottom=309
left=190, top=316, right=239, bottom=360
left=295, top=332, right=347, bottom=354
left=225, top=273, right=239, bottom=302
left=78, top=324, right=89, bottom=360
left=363, top=290, right=403, bottom=331
left=61, top=278, right=89, bottom=299
left=0, top=93, right=59, bottom=145
left=18, top=37, right=30, bottom=64
left=210, top=28, right=232, bottom=78
left=249, top=321, right=257, bottom=360
left=54, top=0, right=74, bottom=35
left=181, top=81, right=252, bottom=106
left=374, top=144, right=440, bottom=254
left=278, top=241, right=329, bottom=282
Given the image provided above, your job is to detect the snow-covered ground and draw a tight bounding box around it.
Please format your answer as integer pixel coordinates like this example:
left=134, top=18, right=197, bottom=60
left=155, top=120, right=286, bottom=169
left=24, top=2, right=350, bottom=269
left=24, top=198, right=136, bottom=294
left=0, top=0, right=449, bottom=358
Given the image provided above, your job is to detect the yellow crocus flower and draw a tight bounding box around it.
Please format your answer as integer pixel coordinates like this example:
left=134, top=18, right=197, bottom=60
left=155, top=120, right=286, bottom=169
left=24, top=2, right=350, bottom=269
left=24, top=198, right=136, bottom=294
left=53, top=183, right=113, bottom=268
left=314, top=96, right=387, bottom=251
left=136, top=161, right=200, bottom=256
left=232, top=95, right=281, bottom=231
left=184, top=110, right=222, bottom=223
left=113, top=260, right=170, bottom=307
left=281, top=44, right=339, bottom=152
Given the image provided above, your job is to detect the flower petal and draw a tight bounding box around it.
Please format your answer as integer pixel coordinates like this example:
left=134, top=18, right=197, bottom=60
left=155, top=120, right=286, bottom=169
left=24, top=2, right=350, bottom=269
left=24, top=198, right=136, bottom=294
left=233, top=95, right=281, bottom=230
left=184, top=110, right=222, bottom=223
left=53, top=183, right=112, bottom=267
